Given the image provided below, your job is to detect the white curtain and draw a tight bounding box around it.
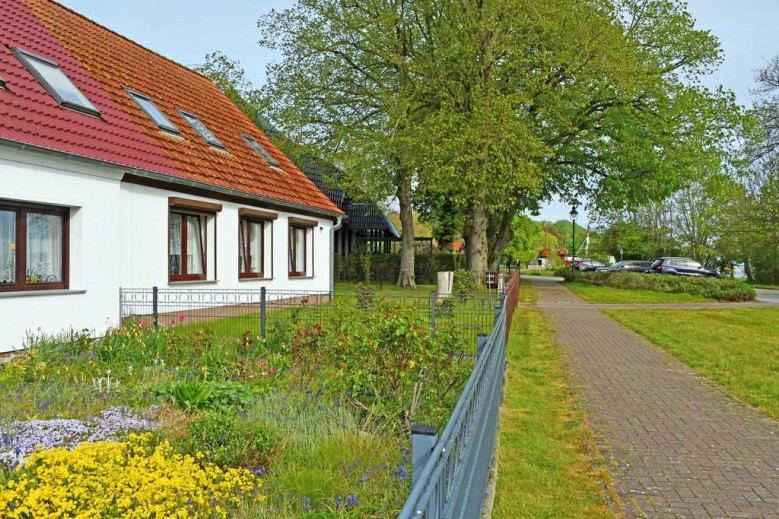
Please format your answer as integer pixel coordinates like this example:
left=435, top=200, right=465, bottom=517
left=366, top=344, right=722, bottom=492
left=0, top=210, right=15, bottom=283
left=26, top=213, right=62, bottom=282
left=169, top=213, right=182, bottom=275
left=249, top=221, right=262, bottom=273
left=186, top=215, right=204, bottom=275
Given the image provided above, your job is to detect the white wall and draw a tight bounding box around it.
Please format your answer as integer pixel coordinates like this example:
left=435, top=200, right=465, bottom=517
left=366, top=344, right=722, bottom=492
left=0, top=149, right=124, bottom=351
left=0, top=147, right=334, bottom=352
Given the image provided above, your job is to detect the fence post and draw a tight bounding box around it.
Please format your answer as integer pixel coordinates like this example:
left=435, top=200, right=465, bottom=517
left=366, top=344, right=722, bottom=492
left=476, top=333, right=488, bottom=357
left=429, top=291, right=436, bottom=330
left=411, top=424, right=438, bottom=485
left=260, top=287, right=267, bottom=340
left=152, top=286, right=159, bottom=331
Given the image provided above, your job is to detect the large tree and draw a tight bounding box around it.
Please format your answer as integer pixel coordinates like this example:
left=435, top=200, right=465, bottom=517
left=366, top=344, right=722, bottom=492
left=258, top=0, right=744, bottom=276
left=258, top=1, right=442, bottom=287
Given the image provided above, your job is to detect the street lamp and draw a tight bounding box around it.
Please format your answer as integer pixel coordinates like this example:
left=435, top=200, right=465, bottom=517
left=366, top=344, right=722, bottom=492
left=569, top=207, right=579, bottom=273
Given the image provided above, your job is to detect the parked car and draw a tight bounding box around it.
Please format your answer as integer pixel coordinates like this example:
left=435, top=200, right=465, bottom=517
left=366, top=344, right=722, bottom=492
left=573, top=259, right=607, bottom=271
left=646, top=257, right=721, bottom=278
left=596, top=260, right=654, bottom=273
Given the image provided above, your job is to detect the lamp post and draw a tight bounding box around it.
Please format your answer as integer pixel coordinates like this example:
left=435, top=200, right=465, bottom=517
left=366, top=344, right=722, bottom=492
left=569, top=206, right=579, bottom=273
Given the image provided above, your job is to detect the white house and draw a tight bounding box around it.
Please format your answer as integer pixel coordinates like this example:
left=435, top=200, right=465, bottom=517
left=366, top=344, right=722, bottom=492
left=0, top=0, right=343, bottom=351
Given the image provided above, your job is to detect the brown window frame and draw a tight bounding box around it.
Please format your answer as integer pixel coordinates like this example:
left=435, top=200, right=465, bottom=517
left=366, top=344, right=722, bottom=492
left=168, top=209, right=209, bottom=282
left=288, top=225, right=308, bottom=277
left=0, top=201, right=69, bottom=292
left=239, top=216, right=267, bottom=279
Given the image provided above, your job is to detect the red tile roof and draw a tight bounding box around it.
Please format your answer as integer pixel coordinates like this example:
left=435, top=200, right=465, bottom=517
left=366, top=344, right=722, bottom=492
left=0, top=0, right=341, bottom=216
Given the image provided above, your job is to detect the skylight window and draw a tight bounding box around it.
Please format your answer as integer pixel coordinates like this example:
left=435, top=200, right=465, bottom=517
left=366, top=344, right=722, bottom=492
left=242, top=134, right=281, bottom=168
left=177, top=109, right=223, bottom=148
left=125, top=89, right=179, bottom=133
left=0, top=75, right=6, bottom=90
left=12, top=48, right=99, bottom=117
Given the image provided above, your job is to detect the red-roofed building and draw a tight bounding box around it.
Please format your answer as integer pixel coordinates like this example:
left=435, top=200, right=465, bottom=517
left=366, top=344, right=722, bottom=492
left=0, top=0, right=343, bottom=350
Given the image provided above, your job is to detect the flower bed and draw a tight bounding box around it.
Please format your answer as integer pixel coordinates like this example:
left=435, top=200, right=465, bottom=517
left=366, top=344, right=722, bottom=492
left=1, top=296, right=472, bottom=516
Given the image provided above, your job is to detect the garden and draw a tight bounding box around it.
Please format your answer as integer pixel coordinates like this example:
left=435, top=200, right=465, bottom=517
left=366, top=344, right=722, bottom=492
left=0, top=285, right=485, bottom=517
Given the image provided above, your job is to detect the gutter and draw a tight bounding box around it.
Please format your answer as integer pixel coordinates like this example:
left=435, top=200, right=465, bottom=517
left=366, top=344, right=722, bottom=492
left=330, top=214, right=345, bottom=294
left=0, top=138, right=343, bottom=221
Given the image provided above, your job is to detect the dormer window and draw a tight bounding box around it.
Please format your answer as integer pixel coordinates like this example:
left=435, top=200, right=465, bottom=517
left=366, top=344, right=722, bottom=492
left=177, top=109, right=223, bottom=148
left=242, top=134, right=281, bottom=169
left=125, top=89, right=179, bottom=133
left=12, top=48, right=100, bottom=117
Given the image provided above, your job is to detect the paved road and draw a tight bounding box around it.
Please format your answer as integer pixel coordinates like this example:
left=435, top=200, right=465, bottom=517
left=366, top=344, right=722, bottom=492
left=756, top=288, right=779, bottom=305
left=526, top=276, right=779, bottom=519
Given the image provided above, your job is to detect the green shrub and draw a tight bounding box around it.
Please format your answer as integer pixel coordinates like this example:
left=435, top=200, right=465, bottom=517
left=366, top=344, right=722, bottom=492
left=572, top=271, right=756, bottom=301
left=453, top=269, right=479, bottom=302
left=285, top=298, right=472, bottom=431
left=177, top=410, right=278, bottom=468
left=154, top=379, right=256, bottom=412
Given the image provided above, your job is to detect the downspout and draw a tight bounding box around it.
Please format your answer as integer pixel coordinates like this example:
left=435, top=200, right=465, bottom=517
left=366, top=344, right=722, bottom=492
left=330, top=215, right=345, bottom=294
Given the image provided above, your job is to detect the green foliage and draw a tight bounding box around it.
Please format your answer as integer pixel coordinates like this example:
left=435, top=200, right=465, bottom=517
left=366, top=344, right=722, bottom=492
left=282, top=299, right=472, bottom=431
left=355, top=283, right=376, bottom=309
left=154, top=379, right=256, bottom=413
left=567, top=271, right=756, bottom=302
left=453, top=269, right=479, bottom=303
left=176, top=411, right=278, bottom=468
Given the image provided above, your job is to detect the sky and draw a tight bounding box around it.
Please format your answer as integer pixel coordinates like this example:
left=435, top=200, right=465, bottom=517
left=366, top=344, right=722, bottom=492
left=57, top=0, right=779, bottom=223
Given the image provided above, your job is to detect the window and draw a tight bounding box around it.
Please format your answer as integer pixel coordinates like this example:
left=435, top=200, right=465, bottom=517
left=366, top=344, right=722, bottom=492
left=239, top=218, right=265, bottom=278
left=288, top=217, right=317, bottom=277
left=0, top=74, right=6, bottom=90
left=12, top=48, right=100, bottom=117
left=0, top=201, right=68, bottom=292
left=242, top=134, right=281, bottom=168
left=168, top=198, right=222, bottom=282
left=238, top=208, right=277, bottom=280
left=288, top=226, right=306, bottom=277
left=177, top=109, right=223, bottom=148
left=125, top=89, right=179, bottom=133
left=169, top=212, right=207, bottom=281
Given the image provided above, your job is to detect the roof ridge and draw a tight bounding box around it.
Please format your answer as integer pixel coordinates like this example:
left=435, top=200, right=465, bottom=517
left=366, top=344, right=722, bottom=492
left=41, top=0, right=218, bottom=87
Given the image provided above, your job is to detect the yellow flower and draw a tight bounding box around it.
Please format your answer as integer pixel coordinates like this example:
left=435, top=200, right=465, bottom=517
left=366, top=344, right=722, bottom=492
left=1, top=434, right=264, bottom=518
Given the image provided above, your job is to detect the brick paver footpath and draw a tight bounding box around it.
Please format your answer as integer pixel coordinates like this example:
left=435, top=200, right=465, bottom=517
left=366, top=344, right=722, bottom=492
left=527, top=277, right=779, bottom=519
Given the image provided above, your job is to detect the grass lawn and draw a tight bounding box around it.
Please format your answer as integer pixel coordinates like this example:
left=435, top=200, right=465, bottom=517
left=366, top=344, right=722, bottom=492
left=751, top=282, right=779, bottom=290
left=493, top=287, right=614, bottom=519
left=606, top=307, right=779, bottom=418
left=565, top=281, right=711, bottom=304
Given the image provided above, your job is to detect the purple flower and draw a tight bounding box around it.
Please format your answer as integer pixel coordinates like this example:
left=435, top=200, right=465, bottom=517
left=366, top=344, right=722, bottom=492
left=347, top=494, right=358, bottom=506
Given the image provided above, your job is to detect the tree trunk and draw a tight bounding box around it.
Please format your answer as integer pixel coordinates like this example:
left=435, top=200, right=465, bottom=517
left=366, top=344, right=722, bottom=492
left=396, top=169, right=416, bottom=288
left=487, top=208, right=515, bottom=271
left=464, top=199, right=488, bottom=272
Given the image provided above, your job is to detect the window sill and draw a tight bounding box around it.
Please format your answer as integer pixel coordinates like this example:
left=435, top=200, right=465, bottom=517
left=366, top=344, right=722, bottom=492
left=0, top=289, right=86, bottom=298
left=168, top=280, right=218, bottom=286
left=288, top=275, right=314, bottom=280
left=239, top=277, right=273, bottom=282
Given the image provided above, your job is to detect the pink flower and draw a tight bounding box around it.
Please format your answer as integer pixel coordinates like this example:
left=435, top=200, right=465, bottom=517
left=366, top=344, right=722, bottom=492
left=178, top=315, right=185, bottom=322
left=261, top=371, right=268, bottom=377
left=139, top=322, right=146, bottom=328
left=269, top=367, right=277, bottom=374
left=258, top=359, right=267, bottom=366
left=170, top=319, right=175, bottom=325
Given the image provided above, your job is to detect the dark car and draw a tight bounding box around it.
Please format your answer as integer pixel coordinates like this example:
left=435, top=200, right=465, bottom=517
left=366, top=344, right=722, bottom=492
left=574, top=259, right=607, bottom=271
left=596, top=260, right=653, bottom=273
left=647, top=257, right=721, bottom=278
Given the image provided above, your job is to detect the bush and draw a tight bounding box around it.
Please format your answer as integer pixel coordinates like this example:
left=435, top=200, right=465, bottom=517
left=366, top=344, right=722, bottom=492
left=571, top=271, right=756, bottom=301
left=285, top=298, right=473, bottom=431
left=177, top=411, right=278, bottom=468
left=154, top=379, right=256, bottom=413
